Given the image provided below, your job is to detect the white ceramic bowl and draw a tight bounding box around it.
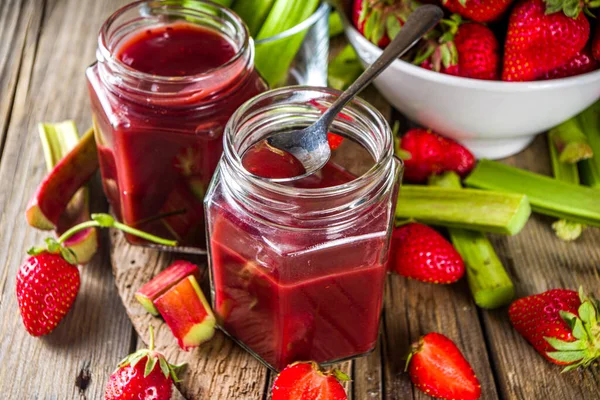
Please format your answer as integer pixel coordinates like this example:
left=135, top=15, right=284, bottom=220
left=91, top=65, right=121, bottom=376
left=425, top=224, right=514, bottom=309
left=345, top=25, right=600, bottom=159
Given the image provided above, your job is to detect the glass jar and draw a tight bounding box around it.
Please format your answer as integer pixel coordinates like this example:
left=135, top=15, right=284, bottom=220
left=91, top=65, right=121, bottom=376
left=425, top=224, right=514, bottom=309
left=204, top=87, right=402, bottom=371
left=86, top=0, right=267, bottom=252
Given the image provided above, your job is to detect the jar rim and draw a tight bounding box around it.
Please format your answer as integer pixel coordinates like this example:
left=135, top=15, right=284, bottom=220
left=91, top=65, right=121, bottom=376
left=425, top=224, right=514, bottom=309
left=223, top=86, right=396, bottom=199
left=98, top=0, right=250, bottom=84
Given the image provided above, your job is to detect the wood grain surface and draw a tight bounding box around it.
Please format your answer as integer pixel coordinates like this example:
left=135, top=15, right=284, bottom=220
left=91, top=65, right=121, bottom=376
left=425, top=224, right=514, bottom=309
left=0, top=0, right=599, bottom=398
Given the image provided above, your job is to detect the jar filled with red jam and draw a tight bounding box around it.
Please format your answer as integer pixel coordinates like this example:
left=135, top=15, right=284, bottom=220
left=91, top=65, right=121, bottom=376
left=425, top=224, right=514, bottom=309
left=204, top=87, right=402, bottom=371
left=87, top=0, right=267, bottom=251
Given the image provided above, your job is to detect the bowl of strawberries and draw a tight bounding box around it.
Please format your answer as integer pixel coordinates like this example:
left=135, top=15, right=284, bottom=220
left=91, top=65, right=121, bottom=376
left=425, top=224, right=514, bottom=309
left=345, top=0, right=600, bottom=158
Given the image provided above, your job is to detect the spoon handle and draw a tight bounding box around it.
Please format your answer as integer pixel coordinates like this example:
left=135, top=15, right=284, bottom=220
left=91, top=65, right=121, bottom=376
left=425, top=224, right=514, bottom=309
left=320, top=4, right=443, bottom=128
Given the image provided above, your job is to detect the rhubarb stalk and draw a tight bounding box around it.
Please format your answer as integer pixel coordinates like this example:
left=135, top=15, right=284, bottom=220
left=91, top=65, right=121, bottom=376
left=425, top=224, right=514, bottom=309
left=38, top=122, right=99, bottom=263
left=548, top=117, right=593, bottom=163
left=548, top=132, right=585, bottom=241
left=464, top=159, right=600, bottom=227
left=395, top=185, right=531, bottom=235
left=429, top=172, right=515, bottom=309
left=26, top=127, right=99, bottom=230
left=578, top=101, right=600, bottom=189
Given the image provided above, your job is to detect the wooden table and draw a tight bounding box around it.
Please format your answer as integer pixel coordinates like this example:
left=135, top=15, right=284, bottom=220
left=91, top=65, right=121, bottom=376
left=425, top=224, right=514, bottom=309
left=1, top=0, right=599, bottom=398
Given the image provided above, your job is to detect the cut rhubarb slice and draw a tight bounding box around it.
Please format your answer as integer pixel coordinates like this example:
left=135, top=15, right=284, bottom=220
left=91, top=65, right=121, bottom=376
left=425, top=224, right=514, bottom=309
left=154, top=275, right=216, bottom=350
left=27, top=127, right=99, bottom=230
left=135, top=260, right=201, bottom=316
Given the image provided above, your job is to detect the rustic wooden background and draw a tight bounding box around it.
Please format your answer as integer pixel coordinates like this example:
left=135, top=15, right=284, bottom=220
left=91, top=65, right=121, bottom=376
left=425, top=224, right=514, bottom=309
left=0, top=0, right=599, bottom=398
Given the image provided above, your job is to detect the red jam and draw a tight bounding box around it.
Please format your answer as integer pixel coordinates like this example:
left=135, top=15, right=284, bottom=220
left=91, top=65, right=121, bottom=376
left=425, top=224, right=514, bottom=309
left=210, top=142, right=387, bottom=370
left=117, top=23, right=236, bottom=76
left=87, top=20, right=267, bottom=249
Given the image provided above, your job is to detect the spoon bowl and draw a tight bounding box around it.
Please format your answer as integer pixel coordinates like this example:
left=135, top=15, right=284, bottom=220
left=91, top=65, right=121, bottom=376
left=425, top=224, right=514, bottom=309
left=266, top=4, right=443, bottom=180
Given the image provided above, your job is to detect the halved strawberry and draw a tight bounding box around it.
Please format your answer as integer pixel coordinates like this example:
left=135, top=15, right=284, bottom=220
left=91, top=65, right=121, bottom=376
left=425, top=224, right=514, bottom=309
left=271, top=361, right=349, bottom=400
left=406, top=332, right=482, bottom=400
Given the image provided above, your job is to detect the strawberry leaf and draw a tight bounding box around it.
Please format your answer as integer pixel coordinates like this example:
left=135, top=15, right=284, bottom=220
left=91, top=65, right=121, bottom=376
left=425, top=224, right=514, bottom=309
left=170, top=363, right=186, bottom=383
left=159, top=357, right=170, bottom=379
left=545, top=337, right=586, bottom=351
left=546, top=350, right=586, bottom=363
left=578, top=302, right=596, bottom=327
left=59, top=246, right=77, bottom=265
left=333, top=369, right=351, bottom=382
left=559, top=310, right=579, bottom=328
left=563, top=0, right=582, bottom=17
left=358, top=0, right=369, bottom=24
left=126, top=351, right=148, bottom=369
left=572, top=318, right=586, bottom=340
left=544, top=0, right=564, bottom=14
left=27, top=246, right=46, bottom=256
left=144, top=355, right=157, bottom=377
left=386, top=15, right=402, bottom=41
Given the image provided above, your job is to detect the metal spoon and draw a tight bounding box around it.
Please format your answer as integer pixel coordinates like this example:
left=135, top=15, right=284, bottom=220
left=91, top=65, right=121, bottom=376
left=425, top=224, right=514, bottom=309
left=266, top=4, right=443, bottom=181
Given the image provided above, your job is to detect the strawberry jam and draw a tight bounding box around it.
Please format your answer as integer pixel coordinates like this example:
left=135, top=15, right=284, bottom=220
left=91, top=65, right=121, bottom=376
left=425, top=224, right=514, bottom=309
left=205, top=87, right=401, bottom=371
left=87, top=1, right=267, bottom=251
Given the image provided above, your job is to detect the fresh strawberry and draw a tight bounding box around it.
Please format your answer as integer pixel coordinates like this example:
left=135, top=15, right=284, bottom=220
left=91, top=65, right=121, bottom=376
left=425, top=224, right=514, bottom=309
left=353, top=0, right=419, bottom=47
left=271, top=361, right=349, bottom=400
left=390, top=223, right=465, bottom=284
left=398, top=128, right=475, bottom=183
left=416, top=16, right=500, bottom=80
left=407, top=332, right=481, bottom=400
left=443, top=135, right=477, bottom=175
left=16, top=250, right=80, bottom=336
left=503, top=0, right=591, bottom=81
left=508, top=288, right=600, bottom=371
left=542, top=46, right=600, bottom=79
left=105, top=327, right=182, bottom=400
left=327, top=133, right=344, bottom=150
left=441, top=0, right=514, bottom=22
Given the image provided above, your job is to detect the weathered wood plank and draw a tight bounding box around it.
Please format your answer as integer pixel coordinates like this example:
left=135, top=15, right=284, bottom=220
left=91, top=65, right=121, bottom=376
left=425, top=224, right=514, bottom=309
left=0, top=0, right=34, bottom=151
left=483, top=135, right=600, bottom=400
left=0, top=0, right=137, bottom=398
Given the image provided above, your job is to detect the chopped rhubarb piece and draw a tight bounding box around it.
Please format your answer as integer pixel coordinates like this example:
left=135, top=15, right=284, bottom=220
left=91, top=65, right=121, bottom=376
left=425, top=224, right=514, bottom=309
left=154, top=275, right=216, bottom=350
left=26, top=128, right=99, bottom=230
left=135, top=260, right=201, bottom=316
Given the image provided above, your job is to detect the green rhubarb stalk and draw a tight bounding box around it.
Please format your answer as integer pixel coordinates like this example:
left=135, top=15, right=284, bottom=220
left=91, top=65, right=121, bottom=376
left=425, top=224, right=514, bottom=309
left=232, top=0, right=275, bottom=36
left=578, top=100, right=600, bottom=189
left=548, top=131, right=585, bottom=241
left=329, top=11, right=344, bottom=37
left=395, top=186, right=531, bottom=235
left=255, top=0, right=320, bottom=87
left=39, top=122, right=99, bottom=264
left=548, top=117, right=593, bottom=163
left=429, top=172, right=515, bottom=309
left=328, top=44, right=363, bottom=90
left=464, top=159, right=600, bottom=227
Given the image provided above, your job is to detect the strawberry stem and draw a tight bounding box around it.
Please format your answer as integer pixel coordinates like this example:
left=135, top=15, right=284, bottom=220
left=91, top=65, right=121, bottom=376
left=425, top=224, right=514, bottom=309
left=57, top=213, right=177, bottom=247
left=149, top=325, right=155, bottom=351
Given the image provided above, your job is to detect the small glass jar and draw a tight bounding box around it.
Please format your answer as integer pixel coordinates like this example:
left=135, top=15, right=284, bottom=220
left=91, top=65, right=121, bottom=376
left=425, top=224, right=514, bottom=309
left=204, top=87, right=402, bottom=371
left=86, top=0, right=267, bottom=252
